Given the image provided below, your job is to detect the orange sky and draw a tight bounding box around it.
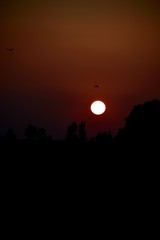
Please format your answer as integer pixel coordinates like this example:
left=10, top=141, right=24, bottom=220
left=0, top=1, right=160, bottom=139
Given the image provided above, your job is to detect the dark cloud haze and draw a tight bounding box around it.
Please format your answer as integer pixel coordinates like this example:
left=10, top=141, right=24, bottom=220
left=0, top=1, right=159, bottom=139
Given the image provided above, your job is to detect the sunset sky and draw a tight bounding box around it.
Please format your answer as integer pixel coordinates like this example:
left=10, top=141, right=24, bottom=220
left=0, top=1, right=159, bottom=139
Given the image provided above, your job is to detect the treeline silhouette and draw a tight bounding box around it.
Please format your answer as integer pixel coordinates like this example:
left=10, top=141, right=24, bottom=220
left=1, top=98, right=159, bottom=178
left=1, top=99, right=159, bottom=230
left=1, top=99, right=159, bottom=155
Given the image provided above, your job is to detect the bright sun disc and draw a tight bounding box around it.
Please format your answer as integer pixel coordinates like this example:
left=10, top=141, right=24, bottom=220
left=90, top=100, right=106, bottom=115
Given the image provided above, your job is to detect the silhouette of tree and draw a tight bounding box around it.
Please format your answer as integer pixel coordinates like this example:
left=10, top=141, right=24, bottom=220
left=25, top=124, right=38, bottom=142
left=4, top=129, right=17, bottom=142
left=37, top=128, right=47, bottom=141
left=114, top=99, right=160, bottom=149
left=78, top=121, right=87, bottom=143
left=65, top=121, right=78, bottom=143
left=25, top=125, right=49, bottom=144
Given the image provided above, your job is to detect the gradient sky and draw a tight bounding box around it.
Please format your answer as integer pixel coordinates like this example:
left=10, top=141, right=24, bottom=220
left=0, top=0, right=160, bottom=139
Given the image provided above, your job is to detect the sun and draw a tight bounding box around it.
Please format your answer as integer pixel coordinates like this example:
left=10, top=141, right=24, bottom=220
left=90, top=100, right=106, bottom=115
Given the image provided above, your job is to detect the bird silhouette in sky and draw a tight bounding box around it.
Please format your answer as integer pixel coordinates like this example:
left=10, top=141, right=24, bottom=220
left=94, top=85, right=99, bottom=88
left=6, top=48, right=14, bottom=51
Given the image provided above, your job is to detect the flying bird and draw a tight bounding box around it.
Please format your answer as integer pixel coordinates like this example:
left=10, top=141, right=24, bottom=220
left=6, top=48, right=14, bottom=51
left=94, top=85, right=99, bottom=88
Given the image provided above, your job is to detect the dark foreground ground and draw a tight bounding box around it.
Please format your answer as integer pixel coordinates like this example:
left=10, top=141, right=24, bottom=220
left=0, top=140, right=159, bottom=237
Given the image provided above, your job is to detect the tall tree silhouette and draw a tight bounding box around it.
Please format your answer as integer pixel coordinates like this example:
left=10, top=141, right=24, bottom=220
left=78, top=121, right=87, bottom=143
left=115, top=99, right=160, bottom=149
left=65, top=121, right=78, bottom=143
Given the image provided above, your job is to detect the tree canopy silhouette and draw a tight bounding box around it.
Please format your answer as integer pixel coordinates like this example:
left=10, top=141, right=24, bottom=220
left=115, top=99, right=160, bottom=150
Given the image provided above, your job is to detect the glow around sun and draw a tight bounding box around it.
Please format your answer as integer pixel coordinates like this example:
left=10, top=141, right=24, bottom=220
left=90, top=100, right=106, bottom=115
